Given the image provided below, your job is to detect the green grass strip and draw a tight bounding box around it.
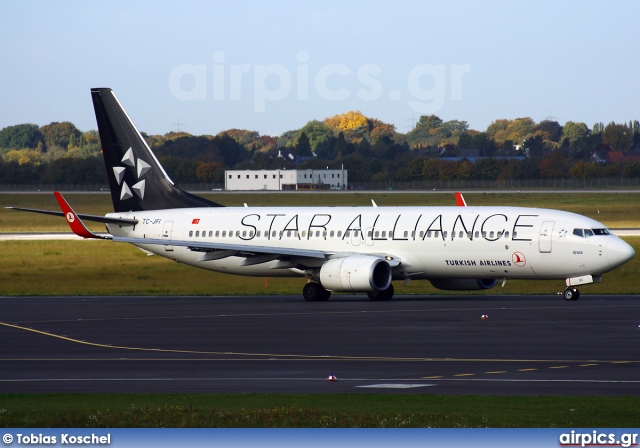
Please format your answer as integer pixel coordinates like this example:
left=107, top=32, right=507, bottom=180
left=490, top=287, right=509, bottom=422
left=1, top=394, right=639, bottom=428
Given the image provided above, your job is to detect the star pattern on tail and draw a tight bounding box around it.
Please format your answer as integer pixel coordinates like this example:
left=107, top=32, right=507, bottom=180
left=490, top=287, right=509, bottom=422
left=112, top=147, right=151, bottom=200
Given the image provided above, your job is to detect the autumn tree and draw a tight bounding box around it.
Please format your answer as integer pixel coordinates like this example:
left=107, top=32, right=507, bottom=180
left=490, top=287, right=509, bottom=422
left=40, top=122, right=82, bottom=150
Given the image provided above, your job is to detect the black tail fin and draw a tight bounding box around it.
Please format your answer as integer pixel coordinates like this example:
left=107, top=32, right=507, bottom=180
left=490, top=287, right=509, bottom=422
left=91, top=88, right=223, bottom=212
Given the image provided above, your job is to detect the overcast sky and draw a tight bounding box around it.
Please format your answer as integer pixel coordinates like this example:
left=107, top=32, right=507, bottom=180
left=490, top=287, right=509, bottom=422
left=1, top=0, right=638, bottom=137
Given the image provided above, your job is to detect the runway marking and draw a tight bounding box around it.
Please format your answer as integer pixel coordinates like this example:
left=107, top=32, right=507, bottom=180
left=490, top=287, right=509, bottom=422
left=485, top=371, right=507, bottom=374
left=2, top=321, right=640, bottom=364
left=454, top=373, right=475, bottom=377
left=517, top=368, right=538, bottom=372
left=1, top=377, right=639, bottom=385
left=580, top=363, right=599, bottom=367
left=356, top=384, right=435, bottom=389
left=549, top=366, right=569, bottom=369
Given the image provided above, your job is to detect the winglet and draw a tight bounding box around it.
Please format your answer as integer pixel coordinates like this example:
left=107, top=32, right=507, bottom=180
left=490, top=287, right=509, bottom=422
left=455, top=192, right=467, bottom=207
left=53, top=192, right=110, bottom=239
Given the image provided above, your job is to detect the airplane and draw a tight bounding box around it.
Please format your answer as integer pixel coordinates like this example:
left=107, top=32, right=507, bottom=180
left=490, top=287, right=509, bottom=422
left=7, top=88, right=635, bottom=301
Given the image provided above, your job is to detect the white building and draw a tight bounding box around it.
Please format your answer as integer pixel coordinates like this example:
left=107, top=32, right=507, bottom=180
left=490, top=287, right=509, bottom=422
left=224, top=169, right=348, bottom=191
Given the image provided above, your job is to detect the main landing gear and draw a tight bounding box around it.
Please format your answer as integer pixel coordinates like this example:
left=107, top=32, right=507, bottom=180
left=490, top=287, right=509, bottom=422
left=563, top=286, right=580, bottom=301
left=302, top=282, right=396, bottom=301
left=367, top=284, right=395, bottom=301
left=303, top=282, right=331, bottom=302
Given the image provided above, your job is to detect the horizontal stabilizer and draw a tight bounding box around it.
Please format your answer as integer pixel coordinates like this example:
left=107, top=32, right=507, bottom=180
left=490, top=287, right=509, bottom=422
left=5, top=206, right=138, bottom=226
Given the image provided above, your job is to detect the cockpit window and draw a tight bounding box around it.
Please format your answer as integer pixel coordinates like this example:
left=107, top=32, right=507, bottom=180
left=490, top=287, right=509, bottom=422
left=573, top=228, right=610, bottom=238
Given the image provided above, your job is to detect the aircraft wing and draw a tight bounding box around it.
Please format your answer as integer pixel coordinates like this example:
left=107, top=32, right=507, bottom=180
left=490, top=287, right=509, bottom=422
left=112, top=235, right=327, bottom=260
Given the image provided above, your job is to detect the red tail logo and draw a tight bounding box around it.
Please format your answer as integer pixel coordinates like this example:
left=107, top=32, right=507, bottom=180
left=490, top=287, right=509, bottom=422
left=192, top=218, right=200, bottom=224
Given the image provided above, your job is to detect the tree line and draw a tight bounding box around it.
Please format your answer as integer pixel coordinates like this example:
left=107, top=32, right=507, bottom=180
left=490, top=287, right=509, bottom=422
left=1, top=113, right=640, bottom=186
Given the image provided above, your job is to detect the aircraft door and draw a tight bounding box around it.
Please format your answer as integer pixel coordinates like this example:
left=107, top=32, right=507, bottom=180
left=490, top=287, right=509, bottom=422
left=539, top=221, right=554, bottom=253
left=351, top=229, right=362, bottom=247
left=365, top=227, right=374, bottom=246
left=162, top=221, right=174, bottom=251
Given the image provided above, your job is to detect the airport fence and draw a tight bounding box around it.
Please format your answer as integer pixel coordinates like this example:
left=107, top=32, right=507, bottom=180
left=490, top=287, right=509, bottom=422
left=2, top=178, right=640, bottom=192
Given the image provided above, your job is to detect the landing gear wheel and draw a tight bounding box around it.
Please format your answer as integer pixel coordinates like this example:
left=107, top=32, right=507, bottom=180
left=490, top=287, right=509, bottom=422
left=563, top=287, right=580, bottom=301
left=367, top=283, right=395, bottom=301
left=303, top=282, right=331, bottom=302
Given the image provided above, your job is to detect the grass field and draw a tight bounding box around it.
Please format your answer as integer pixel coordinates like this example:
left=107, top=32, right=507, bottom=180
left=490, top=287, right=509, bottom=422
left=2, top=394, right=640, bottom=428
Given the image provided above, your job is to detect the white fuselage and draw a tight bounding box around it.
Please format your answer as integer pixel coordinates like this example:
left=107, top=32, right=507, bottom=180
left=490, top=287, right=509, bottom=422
left=105, top=205, right=633, bottom=283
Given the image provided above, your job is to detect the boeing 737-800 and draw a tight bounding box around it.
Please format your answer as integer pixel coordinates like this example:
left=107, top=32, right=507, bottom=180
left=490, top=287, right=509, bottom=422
left=8, top=88, right=635, bottom=301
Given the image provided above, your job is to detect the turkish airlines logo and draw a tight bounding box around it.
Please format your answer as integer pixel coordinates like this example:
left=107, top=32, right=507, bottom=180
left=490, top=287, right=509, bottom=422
left=192, top=218, right=200, bottom=224
left=66, top=212, right=75, bottom=223
left=512, top=252, right=526, bottom=267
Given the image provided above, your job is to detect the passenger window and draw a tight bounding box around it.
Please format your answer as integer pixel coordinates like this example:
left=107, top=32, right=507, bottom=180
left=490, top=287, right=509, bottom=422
left=504, top=231, right=509, bottom=238
left=236, top=231, right=240, bottom=237
left=381, top=231, right=386, bottom=238
left=287, top=231, right=291, bottom=237
left=189, top=231, right=193, bottom=237
left=338, top=231, right=343, bottom=237
left=443, top=231, right=447, bottom=238
left=375, top=231, right=379, bottom=237
left=330, top=231, right=335, bottom=237
left=272, top=231, right=277, bottom=238
left=475, top=231, right=480, bottom=238
left=459, top=231, right=464, bottom=238
left=215, top=231, right=219, bottom=237
left=489, top=231, right=495, bottom=238
left=301, top=231, right=306, bottom=237
left=411, top=231, right=415, bottom=238
left=573, top=229, right=584, bottom=238
left=195, top=231, right=200, bottom=237
left=404, top=231, right=408, bottom=238
left=242, top=231, right=247, bottom=237
left=482, top=232, right=487, bottom=238
left=420, top=231, right=425, bottom=238
left=316, top=231, right=321, bottom=237
left=513, top=231, right=518, bottom=238
left=222, top=231, right=226, bottom=237
left=323, top=231, right=327, bottom=238
left=257, top=231, right=261, bottom=237
left=368, top=231, right=373, bottom=238
left=435, top=231, right=440, bottom=238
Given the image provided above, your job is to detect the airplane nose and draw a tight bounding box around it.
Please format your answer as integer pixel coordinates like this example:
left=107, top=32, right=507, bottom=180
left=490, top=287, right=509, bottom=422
left=607, top=237, right=635, bottom=269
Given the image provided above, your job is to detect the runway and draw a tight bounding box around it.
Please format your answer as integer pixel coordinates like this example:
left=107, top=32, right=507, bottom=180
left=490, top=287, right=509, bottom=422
left=1, top=295, right=639, bottom=395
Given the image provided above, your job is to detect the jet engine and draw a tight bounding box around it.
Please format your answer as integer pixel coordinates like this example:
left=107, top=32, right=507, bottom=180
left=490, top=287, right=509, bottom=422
left=430, top=278, right=498, bottom=291
left=319, top=255, right=392, bottom=292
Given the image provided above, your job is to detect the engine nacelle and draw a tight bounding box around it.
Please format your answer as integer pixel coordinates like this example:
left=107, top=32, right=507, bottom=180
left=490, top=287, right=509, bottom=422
left=319, top=255, right=392, bottom=292
left=430, top=278, right=498, bottom=291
